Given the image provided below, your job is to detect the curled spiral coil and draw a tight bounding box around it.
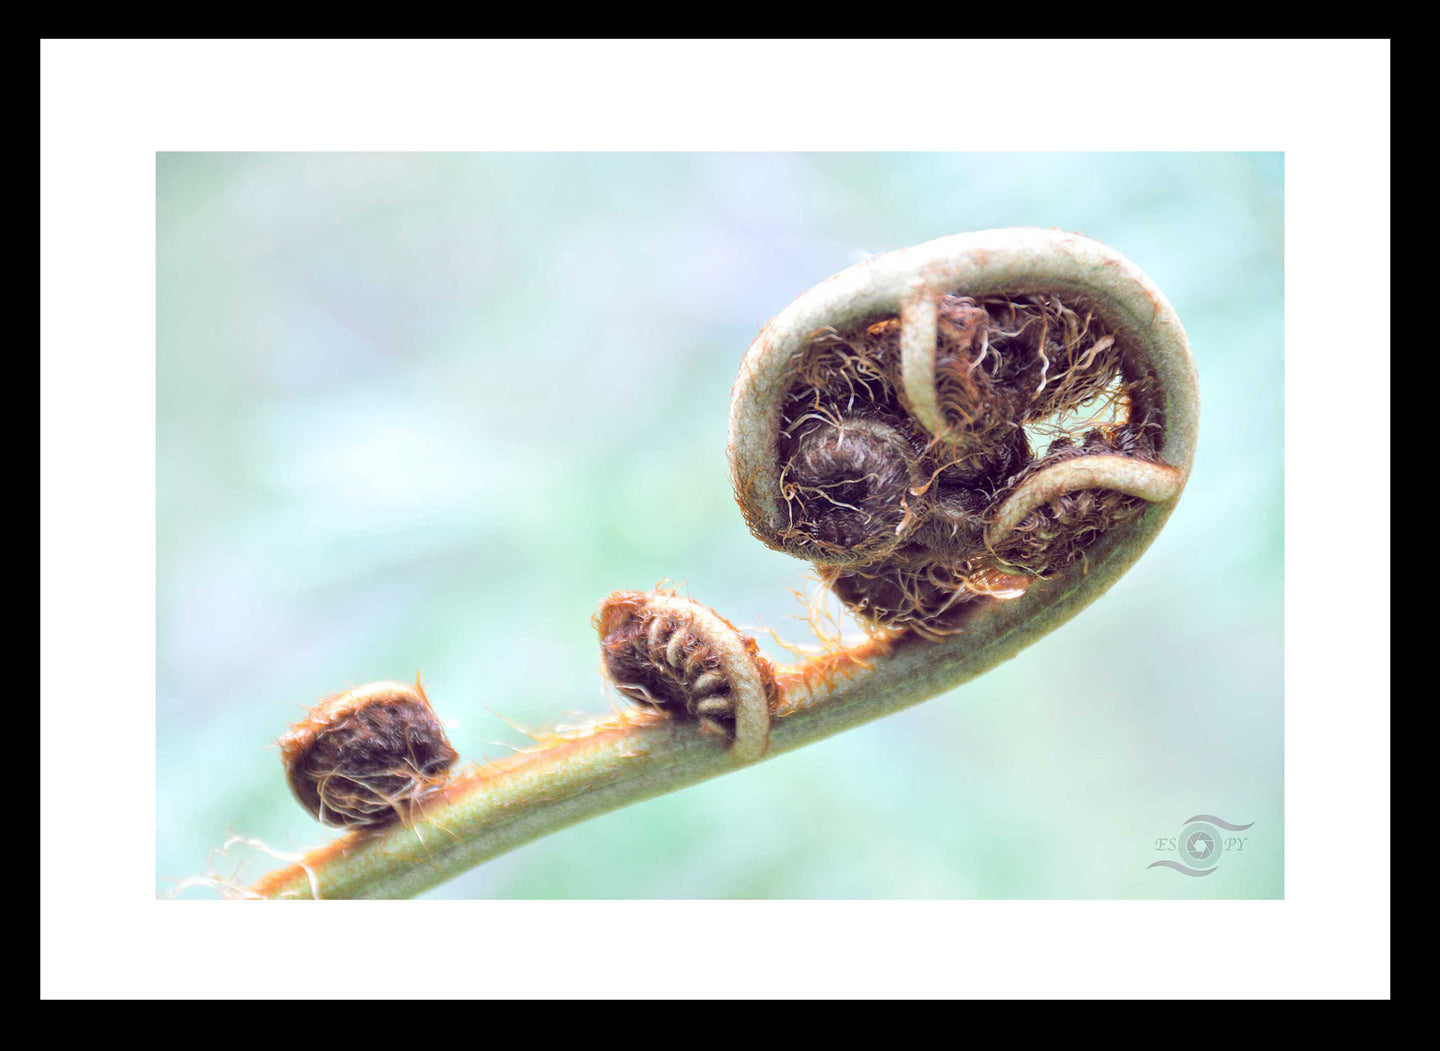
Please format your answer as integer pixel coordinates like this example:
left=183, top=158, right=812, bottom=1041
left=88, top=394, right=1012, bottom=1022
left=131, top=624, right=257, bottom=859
left=728, top=228, right=1198, bottom=638
left=596, top=590, right=777, bottom=761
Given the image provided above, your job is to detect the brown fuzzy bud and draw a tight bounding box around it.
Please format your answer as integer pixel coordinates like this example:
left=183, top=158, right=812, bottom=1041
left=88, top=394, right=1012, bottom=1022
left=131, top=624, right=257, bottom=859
left=780, top=415, right=927, bottom=559
left=595, top=590, right=777, bottom=761
left=278, top=679, right=458, bottom=829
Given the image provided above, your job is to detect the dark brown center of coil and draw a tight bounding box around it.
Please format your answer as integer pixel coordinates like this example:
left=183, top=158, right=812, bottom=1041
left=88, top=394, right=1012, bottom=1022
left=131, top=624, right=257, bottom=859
left=782, top=416, right=923, bottom=556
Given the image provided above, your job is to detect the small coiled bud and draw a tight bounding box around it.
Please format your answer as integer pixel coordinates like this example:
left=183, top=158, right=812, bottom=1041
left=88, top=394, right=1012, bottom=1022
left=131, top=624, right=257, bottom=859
left=279, top=679, right=458, bottom=829
left=595, top=590, right=777, bottom=761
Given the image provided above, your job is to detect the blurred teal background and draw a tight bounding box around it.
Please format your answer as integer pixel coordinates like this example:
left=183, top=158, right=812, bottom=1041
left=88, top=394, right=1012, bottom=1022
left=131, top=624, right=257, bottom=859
left=158, top=153, right=1282, bottom=898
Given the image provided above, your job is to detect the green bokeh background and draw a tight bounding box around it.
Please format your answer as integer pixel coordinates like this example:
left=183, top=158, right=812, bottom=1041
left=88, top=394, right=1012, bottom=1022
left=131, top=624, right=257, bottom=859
left=158, top=153, right=1283, bottom=898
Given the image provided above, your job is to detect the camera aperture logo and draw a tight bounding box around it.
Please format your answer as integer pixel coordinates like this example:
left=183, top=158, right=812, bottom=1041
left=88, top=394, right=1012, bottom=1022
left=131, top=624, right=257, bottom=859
left=1149, top=814, right=1253, bottom=876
